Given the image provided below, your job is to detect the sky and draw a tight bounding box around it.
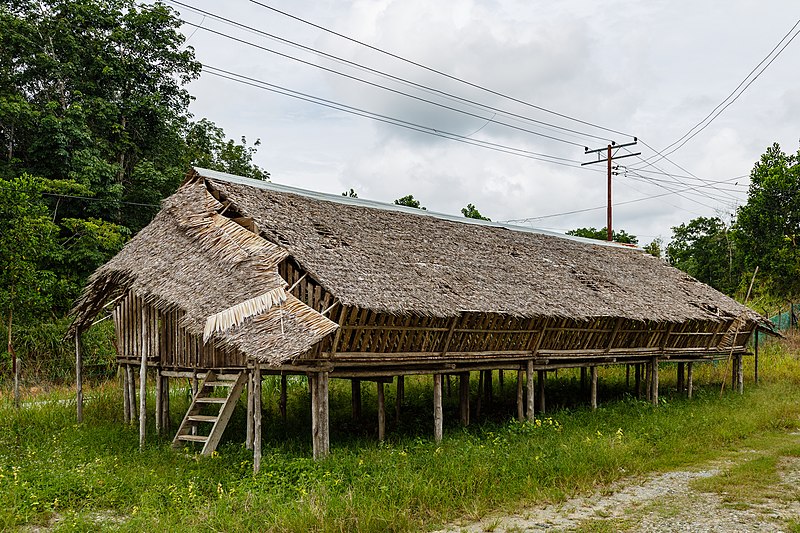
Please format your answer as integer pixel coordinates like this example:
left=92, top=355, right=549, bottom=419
left=167, top=0, right=800, bottom=246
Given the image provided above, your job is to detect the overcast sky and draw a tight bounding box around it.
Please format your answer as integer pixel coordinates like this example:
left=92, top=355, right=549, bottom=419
left=169, top=0, right=800, bottom=246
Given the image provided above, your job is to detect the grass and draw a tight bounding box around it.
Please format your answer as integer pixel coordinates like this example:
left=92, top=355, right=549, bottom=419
left=1, top=337, right=800, bottom=531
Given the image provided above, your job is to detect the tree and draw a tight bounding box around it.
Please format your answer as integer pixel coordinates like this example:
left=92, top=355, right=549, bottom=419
left=184, top=119, right=269, bottom=181
left=643, top=238, right=663, bottom=259
left=461, top=203, right=490, bottom=221
left=566, top=227, right=638, bottom=244
left=394, top=194, right=426, bottom=210
left=666, top=216, right=739, bottom=295
left=735, top=142, right=800, bottom=299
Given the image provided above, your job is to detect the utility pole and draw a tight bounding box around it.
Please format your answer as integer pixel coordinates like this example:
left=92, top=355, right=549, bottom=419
left=582, top=138, right=640, bottom=241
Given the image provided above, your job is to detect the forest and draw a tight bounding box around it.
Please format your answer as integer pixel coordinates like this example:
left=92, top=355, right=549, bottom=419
left=1, top=0, right=799, bottom=381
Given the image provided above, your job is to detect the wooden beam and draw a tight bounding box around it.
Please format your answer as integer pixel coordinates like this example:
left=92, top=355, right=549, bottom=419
left=433, top=374, right=443, bottom=443
left=253, top=363, right=262, bottom=473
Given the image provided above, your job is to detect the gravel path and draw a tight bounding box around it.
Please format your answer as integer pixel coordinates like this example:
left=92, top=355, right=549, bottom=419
left=437, top=452, right=800, bottom=532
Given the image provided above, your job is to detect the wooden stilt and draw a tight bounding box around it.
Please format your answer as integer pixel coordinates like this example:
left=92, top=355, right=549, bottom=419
left=75, top=333, right=83, bottom=423
left=475, top=371, right=483, bottom=419
left=127, top=364, right=136, bottom=423
left=677, top=362, right=685, bottom=393
left=446, top=374, right=452, bottom=398
left=635, top=363, right=642, bottom=399
left=123, top=364, right=131, bottom=423
left=498, top=369, right=504, bottom=389
left=625, top=364, right=630, bottom=388
left=279, top=374, right=288, bottom=423
left=397, top=375, right=405, bottom=403
left=645, top=362, right=652, bottom=401
left=526, top=361, right=535, bottom=421
left=246, top=370, right=254, bottom=450
left=376, top=381, right=386, bottom=441
left=516, top=370, right=524, bottom=422
left=651, top=358, right=659, bottom=407
left=687, top=362, right=694, bottom=399
left=736, top=354, right=744, bottom=394
left=139, top=350, right=147, bottom=450
left=580, top=367, right=587, bottom=391
left=590, top=366, right=598, bottom=410
left=162, top=374, right=170, bottom=432
left=190, top=372, right=198, bottom=436
left=483, top=370, right=493, bottom=409
left=155, top=368, right=163, bottom=435
left=253, top=363, right=262, bottom=473
left=433, top=374, right=443, bottom=443
left=537, top=370, right=546, bottom=414
left=352, top=379, right=362, bottom=420
left=459, top=372, right=470, bottom=427
left=311, top=371, right=330, bottom=459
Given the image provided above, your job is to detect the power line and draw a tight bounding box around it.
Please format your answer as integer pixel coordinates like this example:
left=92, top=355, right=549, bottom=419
left=167, top=0, right=614, bottom=146
left=202, top=65, right=591, bottom=168
left=183, top=21, right=591, bottom=148
left=248, top=0, right=633, bottom=139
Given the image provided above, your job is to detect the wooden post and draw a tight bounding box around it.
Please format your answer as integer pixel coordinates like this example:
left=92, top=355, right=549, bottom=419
left=475, top=371, right=483, bottom=419
left=526, top=361, right=534, bottom=421
left=537, top=370, right=546, bottom=414
left=651, top=358, right=659, bottom=407
left=253, top=363, right=262, bottom=473
left=123, top=365, right=131, bottom=423
left=590, top=366, right=598, bottom=410
left=351, top=379, right=362, bottom=420
left=634, top=363, right=642, bottom=399
left=498, top=369, right=504, bottom=389
left=190, top=372, right=198, bottom=436
left=483, top=370, right=492, bottom=409
left=127, top=364, right=136, bottom=423
left=736, top=354, right=744, bottom=394
left=446, top=374, right=452, bottom=398
left=433, top=374, right=443, bottom=443
left=155, top=368, right=163, bottom=435
left=645, top=362, right=652, bottom=401
left=516, top=370, right=524, bottom=422
left=139, top=350, right=147, bottom=449
left=687, top=362, right=694, bottom=399
left=459, top=372, right=470, bottom=426
left=376, top=381, right=385, bottom=442
left=75, top=333, right=83, bottom=423
left=580, top=367, right=587, bottom=391
left=279, top=374, right=288, bottom=423
left=311, top=371, right=330, bottom=459
left=677, top=362, right=685, bottom=393
left=754, top=330, right=759, bottom=385
left=625, top=364, right=630, bottom=388
left=395, top=376, right=404, bottom=423
left=162, top=374, right=170, bottom=432
left=246, top=370, right=254, bottom=450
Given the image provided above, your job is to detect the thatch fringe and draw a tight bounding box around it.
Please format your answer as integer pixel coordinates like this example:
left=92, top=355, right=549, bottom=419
left=203, top=287, right=288, bottom=342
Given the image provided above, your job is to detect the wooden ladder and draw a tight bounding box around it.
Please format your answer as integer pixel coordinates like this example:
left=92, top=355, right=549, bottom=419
left=172, top=370, right=248, bottom=455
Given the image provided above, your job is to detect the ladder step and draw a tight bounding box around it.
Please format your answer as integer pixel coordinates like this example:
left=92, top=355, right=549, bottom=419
left=196, top=397, right=227, bottom=404
left=176, top=434, right=208, bottom=443
left=187, top=415, right=219, bottom=423
left=204, top=381, right=236, bottom=388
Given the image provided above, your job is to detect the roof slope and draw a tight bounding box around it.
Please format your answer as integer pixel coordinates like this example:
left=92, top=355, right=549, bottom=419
left=201, top=168, right=759, bottom=325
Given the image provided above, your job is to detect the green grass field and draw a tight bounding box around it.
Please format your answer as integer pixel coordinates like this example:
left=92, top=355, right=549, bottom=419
left=1, top=340, right=800, bottom=531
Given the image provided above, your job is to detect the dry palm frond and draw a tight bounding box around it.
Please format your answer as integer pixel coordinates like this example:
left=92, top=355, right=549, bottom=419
left=203, top=287, right=288, bottom=342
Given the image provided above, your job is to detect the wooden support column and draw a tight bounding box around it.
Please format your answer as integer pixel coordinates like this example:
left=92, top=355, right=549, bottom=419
left=246, top=370, right=254, bottom=450
left=475, top=371, right=483, bottom=419
left=537, top=370, right=546, bottom=414
left=253, top=363, right=262, bottom=473
left=625, top=364, right=630, bottom=388
left=459, top=372, right=470, bottom=426
left=645, top=362, right=652, bottom=401
left=736, top=354, right=744, bottom=394
left=395, top=376, right=404, bottom=423
left=155, top=368, right=163, bottom=435
left=127, top=364, right=136, bottom=424
left=311, top=371, right=330, bottom=459
left=590, top=366, right=598, bottom=410
left=351, top=379, right=362, bottom=420
left=516, top=370, right=524, bottom=422
left=190, top=372, right=198, bottom=436
left=498, top=369, right=504, bottom=389
left=526, top=361, right=535, bottom=421
left=376, top=381, right=385, bottom=442
left=433, top=374, right=443, bottom=443
left=687, top=362, right=694, bottom=399
left=483, top=370, right=493, bottom=409
left=75, top=333, right=83, bottom=423
left=634, top=363, right=642, bottom=399
left=677, top=362, right=685, bottom=393
left=123, top=365, right=131, bottom=423
left=138, top=350, right=147, bottom=449
left=279, top=374, right=288, bottom=423
left=580, top=367, right=587, bottom=391
left=162, top=374, right=170, bottom=432
left=651, top=358, right=659, bottom=407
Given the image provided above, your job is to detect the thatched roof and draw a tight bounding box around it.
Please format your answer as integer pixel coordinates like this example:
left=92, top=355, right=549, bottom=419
left=70, top=167, right=767, bottom=365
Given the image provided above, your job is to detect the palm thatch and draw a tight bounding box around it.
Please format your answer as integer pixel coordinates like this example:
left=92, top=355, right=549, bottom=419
left=70, top=167, right=769, bottom=368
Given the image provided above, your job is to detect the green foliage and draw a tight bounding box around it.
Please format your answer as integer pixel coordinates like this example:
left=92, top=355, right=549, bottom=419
left=184, top=119, right=269, bottom=181
left=735, top=142, right=800, bottom=299
left=394, top=194, right=426, bottom=210
left=667, top=216, right=740, bottom=295
left=461, top=203, right=490, bottom=221
left=566, top=227, right=638, bottom=244
left=642, top=238, right=663, bottom=258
